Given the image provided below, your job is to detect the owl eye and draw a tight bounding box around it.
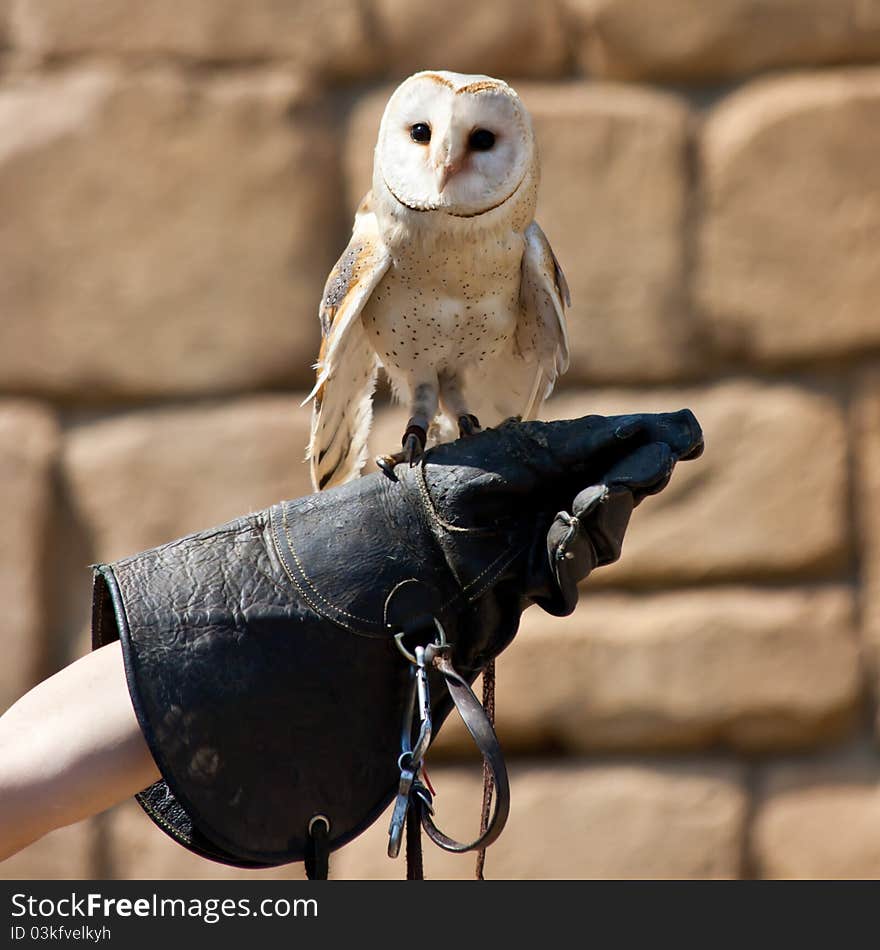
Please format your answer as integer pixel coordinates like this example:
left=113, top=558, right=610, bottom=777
left=469, top=128, right=496, bottom=151
left=410, top=123, right=431, bottom=144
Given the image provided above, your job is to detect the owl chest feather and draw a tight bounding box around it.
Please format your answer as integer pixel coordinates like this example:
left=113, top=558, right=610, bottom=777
left=361, top=232, right=523, bottom=378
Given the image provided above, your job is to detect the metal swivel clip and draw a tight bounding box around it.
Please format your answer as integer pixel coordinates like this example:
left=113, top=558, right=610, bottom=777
left=387, top=620, right=446, bottom=858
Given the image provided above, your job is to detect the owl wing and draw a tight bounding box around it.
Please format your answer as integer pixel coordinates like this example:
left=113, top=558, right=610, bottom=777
left=515, top=220, right=571, bottom=419
left=451, top=222, right=570, bottom=432
left=305, top=194, right=392, bottom=490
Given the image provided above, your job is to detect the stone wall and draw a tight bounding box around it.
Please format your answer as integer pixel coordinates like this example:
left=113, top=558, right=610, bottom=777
left=2, top=0, right=879, bottom=880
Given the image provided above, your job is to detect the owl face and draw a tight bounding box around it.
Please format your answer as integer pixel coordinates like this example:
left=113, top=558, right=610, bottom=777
left=375, top=71, right=535, bottom=219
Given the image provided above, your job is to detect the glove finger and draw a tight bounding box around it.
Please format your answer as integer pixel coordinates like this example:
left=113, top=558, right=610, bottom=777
left=602, top=442, right=675, bottom=506
left=550, top=442, right=674, bottom=591
left=579, top=488, right=635, bottom=566
left=541, top=484, right=634, bottom=616
left=546, top=511, right=598, bottom=615
left=569, top=483, right=609, bottom=520
left=652, top=409, right=704, bottom=460
left=536, top=408, right=703, bottom=476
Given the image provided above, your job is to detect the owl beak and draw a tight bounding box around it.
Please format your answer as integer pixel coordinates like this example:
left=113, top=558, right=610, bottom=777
left=434, top=160, right=461, bottom=195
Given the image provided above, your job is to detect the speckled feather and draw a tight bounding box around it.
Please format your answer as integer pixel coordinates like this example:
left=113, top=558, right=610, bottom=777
left=306, top=70, right=570, bottom=491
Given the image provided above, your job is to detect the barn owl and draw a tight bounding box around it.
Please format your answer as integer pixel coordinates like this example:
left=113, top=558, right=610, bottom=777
left=306, top=69, right=570, bottom=491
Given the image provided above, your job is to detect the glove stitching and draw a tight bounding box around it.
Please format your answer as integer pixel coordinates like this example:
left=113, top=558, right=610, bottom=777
left=269, top=505, right=374, bottom=636
left=415, top=461, right=502, bottom=537
left=460, top=542, right=530, bottom=603
left=270, top=509, right=353, bottom=631
left=408, top=472, right=529, bottom=606
left=281, top=504, right=379, bottom=626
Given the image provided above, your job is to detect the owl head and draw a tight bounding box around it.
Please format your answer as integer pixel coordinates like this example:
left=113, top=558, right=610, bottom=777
left=374, top=70, right=537, bottom=219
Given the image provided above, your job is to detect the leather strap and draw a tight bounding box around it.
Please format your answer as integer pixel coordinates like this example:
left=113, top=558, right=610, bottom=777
left=405, top=793, right=425, bottom=880
left=420, top=649, right=510, bottom=853
left=475, top=658, right=496, bottom=880
left=304, top=815, right=330, bottom=880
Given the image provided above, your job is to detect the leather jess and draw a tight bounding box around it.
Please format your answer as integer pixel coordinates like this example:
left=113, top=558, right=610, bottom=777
left=91, top=411, right=703, bottom=868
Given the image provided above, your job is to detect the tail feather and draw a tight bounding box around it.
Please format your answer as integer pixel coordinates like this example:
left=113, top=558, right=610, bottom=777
left=307, top=330, right=378, bottom=491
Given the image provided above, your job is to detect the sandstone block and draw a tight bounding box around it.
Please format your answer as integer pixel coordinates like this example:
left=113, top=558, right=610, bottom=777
left=431, top=587, right=860, bottom=756
left=752, top=745, right=880, bottom=878
left=525, top=83, right=697, bottom=384
left=372, top=0, right=567, bottom=79
left=62, top=396, right=313, bottom=566
left=0, top=67, right=339, bottom=400
left=345, top=82, right=699, bottom=385
left=545, top=380, right=849, bottom=583
left=104, top=800, right=306, bottom=879
left=333, top=760, right=746, bottom=879
left=0, top=401, right=58, bottom=710
left=563, top=0, right=880, bottom=82
left=854, top=371, right=880, bottom=687
left=0, top=820, right=94, bottom=879
left=698, top=70, right=880, bottom=364
left=10, top=0, right=377, bottom=78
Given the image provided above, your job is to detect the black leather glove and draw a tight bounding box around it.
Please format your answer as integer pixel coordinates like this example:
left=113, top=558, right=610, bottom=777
left=403, top=410, right=703, bottom=626
left=542, top=431, right=701, bottom=614
left=93, top=410, right=702, bottom=868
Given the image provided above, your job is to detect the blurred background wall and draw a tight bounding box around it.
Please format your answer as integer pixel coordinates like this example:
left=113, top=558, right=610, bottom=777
left=2, top=0, right=880, bottom=880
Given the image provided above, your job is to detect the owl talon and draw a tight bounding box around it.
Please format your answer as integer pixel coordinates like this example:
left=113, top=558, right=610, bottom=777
left=403, top=425, right=427, bottom=466
left=375, top=455, right=400, bottom=481
left=374, top=424, right=427, bottom=479
left=458, top=414, right=481, bottom=438
left=404, top=434, right=421, bottom=466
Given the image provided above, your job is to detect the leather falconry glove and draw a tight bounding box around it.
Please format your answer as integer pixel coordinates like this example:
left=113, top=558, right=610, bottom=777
left=91, top=410, right=703, bottom=870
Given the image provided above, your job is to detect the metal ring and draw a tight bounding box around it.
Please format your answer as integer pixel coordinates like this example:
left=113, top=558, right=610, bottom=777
left=394, top=618, right=447, bottom=665
left=393, top=631, right=418, bottom=665
left=308, top=814, right=331, bottom=836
